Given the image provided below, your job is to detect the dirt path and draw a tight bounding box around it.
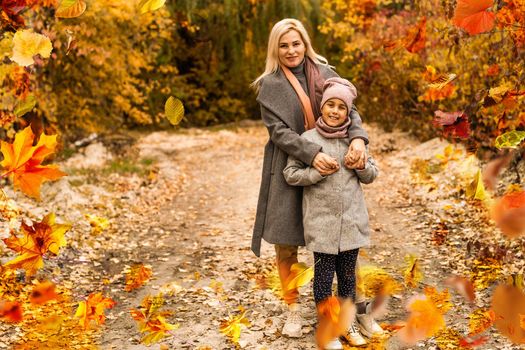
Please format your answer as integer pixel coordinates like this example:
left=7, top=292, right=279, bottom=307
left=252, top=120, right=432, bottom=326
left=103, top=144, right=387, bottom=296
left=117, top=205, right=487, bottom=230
left=2, top=121, right=520, bottom=349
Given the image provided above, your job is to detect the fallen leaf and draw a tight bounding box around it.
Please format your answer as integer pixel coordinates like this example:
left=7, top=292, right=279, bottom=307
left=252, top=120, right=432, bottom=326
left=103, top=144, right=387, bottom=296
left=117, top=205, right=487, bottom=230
left=74, top=292, right=116, bottom=330
left=125, top=264, right=153, bottom=292
left=219, top=306, right=250, bottom=344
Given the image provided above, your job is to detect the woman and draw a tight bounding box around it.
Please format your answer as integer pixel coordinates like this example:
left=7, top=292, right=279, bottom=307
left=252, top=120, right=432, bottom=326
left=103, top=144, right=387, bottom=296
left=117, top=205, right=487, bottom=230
left=250, top=18, right=376, bottom=343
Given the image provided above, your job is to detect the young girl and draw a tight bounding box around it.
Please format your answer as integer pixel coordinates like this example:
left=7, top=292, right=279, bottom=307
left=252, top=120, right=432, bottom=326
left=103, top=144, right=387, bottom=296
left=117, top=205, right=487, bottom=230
left=283, top=77, right=378, bottom=349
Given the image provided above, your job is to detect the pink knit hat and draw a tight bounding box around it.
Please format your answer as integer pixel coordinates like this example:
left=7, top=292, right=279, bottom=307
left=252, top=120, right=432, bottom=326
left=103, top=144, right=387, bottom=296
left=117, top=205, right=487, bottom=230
left=320, top=77, right=357, bottom=116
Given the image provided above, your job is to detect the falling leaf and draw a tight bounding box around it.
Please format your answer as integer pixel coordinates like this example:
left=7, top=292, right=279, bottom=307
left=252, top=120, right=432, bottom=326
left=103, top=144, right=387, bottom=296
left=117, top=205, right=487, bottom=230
left=424, top=286, right=452, bottom=314
left=84, top=213, right=110, bottom=235
left=130, top=294, right=178, bottom=344
left=452, top=0, right=495, bottom=35
left=403, top=254, right=423, bottom=288
left=468, top=309, right=496, bottom=335
left=3, top=213, right=70, bottom=276
left=316, top=297, right=355, bottom=349
left=74, top=292, right=116, bottom=330
left=125, top=264, right=153, bottom=292
left=403, top=17, right=427, bottom=53
left=55, top=0, right=86, bottom=18
left=482, top=152, right=514, bottom=191
left=30, top=281, right=58, bottom=305
left=0, top=125, right=66, bottom=199
left=219, top=306, right=250, bottom=344
left=444, top=276, right=476, bottom=303
left=433, top=111, right=470, bottom=139
left=137, top=0, right=166, bottom=14
left=396, top=294, right=446, bottom=345
left=0, top=300, right=23, bottom=322
left=494, top=130, right=525, bottom=149
left=357, top=265, right=402, bottom=298
left=466, top=170, right=487, bottom=200
left=13, top=94, right=36, bottom=118
left=491, top=284, right=525, bottom=344
left=490, top=190, right=525, bottom=238
left=11, top=29, right=52, bottom=66
left=427, top=73, right=457, bottom=90
left=165, top=96, right=184, bottom=126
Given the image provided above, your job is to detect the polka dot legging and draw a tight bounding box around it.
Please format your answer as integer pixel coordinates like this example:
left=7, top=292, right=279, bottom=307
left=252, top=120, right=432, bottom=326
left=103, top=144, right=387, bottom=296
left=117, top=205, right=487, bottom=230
left=313, top=249, right=359, bottom=305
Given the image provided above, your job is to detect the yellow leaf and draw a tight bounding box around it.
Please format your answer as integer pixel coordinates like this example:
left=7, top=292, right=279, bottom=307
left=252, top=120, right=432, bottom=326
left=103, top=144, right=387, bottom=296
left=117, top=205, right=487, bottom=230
left=220, top=306, right=250, bottom=344
left=466, top=169, right=487, bottom=200
left=85, top=214, right=110, bottom=235
left=397, top=295, right=446, bottom=345
left=137, top=0, right=166, bottom=14
left=55, top=0, right=86, bottom=18
left=403, top=254, right=423, bottom=288
left=286, top=262, right=314, bottom=291
left=130, top=294, right=177, bottom=344
left=0, top=126, right=66, bottom=199
left=74, top=292, right=116, bottom=330
left=357, top=265, right=402, bottom=297
left=494, top=130, right=525, bottom=149
left=423, top=286, right=452, bottom=314
left=165, top=96, right=184, bottom=125
left=125, top=264, right=153, bottom=292
left=488, top=82, right=513, bottom=103
left=468, top=309, right=496, bottom=335
left=11, top=30, right=52, bottom=67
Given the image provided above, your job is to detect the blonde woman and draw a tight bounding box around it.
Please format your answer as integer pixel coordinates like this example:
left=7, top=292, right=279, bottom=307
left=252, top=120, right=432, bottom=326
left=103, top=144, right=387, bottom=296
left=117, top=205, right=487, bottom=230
left=251, top=19, right=382, bottom=344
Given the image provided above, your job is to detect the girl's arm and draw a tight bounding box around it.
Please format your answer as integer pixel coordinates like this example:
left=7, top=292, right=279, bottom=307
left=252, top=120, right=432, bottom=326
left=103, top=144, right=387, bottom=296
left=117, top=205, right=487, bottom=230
left=355, top=156, right=379, bottom=184
left=283, top=155, right=325, bottom=186
left=261, top=105, right=321, bottom=166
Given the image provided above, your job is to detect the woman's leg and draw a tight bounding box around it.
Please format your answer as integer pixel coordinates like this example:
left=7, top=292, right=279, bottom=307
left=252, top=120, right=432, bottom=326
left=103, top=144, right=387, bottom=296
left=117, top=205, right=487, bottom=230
left=335, top=249, right=359, bottom=301
left=313, top=252, right=337, bottom=304
left=275, top=244, right=299, bottom=305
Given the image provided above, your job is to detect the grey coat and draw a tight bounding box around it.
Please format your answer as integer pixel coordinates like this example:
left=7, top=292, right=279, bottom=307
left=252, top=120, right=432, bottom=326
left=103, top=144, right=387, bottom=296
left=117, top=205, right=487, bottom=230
left=283, top=129, right=378, bottom=255
left=251, top=64, right=369, bottom=257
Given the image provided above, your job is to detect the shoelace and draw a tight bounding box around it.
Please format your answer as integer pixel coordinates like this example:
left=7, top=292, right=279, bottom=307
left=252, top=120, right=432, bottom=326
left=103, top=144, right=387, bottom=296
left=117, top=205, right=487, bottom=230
left=287, top=311, right=302, bottom=324
left=349, top=322, right=360, bottom=334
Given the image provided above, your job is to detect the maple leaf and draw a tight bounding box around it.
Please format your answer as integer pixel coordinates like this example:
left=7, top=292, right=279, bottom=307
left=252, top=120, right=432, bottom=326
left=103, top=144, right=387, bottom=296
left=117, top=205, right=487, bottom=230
left=316, top=297, right=355, bottom=349
left=3, top=213, right=70, bottom=276
left=125, top=264, right=153, bottom=292
left=74, top=292, right=116, bottom=330
left=452, top=0, right=495, bottom=35
left=403, top=254, right=423, bottom=288
left=396, top=294, right=446, bottom=345
left=130, top=294, right=178, bottom=344
left=0, top=126, right=66, bottom=199
left=219, top=306, right=250, bottom=344
left=490, top=190, right=525, bottom=238
left=0, top=299, right=23, bottom=322
left=30, top=280, right=58, bottom=305
left=491, top=284, right=525, bottom=343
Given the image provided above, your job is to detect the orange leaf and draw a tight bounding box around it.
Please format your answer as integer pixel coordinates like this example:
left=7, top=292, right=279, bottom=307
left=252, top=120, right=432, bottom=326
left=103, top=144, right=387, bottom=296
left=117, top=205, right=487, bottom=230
left=30, top=280, right=58, bottom=305
left=0, top=125, right=66, bottom=199
left=130, top=294, right=177, bottom=344
left=403, top=17, right=426, bottom=53
left=3, top=213, right=70, bottom=276
left=491, top=284, right=525, bottom=343
left=74, top=292, right=116, bottom=330
left=468, top=309, right=496, bottom=335
left=459, top=335, right=489, bottom=348
left=444, top=276, right=476, bottom=303
left=125, top=264, right=153, bottom=292
left=452, top=0, right=495, bottom=35
left=490, top=191, right=525, bottom=238
left=316, top=297, right=355, bottom=349
left=0, top=299, right=23, bottom=322
left=396, top=295, right=446, bottom=345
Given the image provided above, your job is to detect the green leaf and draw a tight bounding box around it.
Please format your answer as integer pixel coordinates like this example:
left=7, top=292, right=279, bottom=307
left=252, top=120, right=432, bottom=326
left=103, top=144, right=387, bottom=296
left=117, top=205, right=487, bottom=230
left=137, top=0, right=166, bottom=14
left=495, top=130, right=525, bottom=149
left=14, top=94, right=36, bottom=117
left=164, top=97, right=184, bottom=126
left=56, top=0, right=86, bottom=18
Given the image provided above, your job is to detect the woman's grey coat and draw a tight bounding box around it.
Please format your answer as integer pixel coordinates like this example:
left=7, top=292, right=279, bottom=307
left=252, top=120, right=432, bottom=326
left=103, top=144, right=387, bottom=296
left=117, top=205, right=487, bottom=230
left=251, top=64, right=369, bottom=257
left=283, top=129, right=378, bottom=255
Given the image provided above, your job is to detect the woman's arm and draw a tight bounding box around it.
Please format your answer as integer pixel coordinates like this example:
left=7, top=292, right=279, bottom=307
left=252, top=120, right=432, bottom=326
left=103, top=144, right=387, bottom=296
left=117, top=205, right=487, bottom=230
left=283, top=155, right=325, bottom=186
left=355, top=156, right=379, bottom=184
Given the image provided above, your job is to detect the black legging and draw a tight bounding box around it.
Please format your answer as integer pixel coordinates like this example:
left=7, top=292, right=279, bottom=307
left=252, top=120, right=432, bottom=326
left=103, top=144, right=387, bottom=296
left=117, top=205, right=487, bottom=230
left=313, top=249, right=359, bottom=304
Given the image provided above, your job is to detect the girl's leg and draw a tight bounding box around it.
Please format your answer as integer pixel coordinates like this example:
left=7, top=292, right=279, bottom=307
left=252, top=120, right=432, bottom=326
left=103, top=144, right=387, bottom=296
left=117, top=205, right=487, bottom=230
left=335, top=248, right=359, bottom=301
left=313, top=252, right=337, bottom=304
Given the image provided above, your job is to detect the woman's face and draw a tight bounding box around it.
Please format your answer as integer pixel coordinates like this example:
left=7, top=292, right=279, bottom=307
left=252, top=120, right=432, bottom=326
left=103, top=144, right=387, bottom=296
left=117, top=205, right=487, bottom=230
left=278, top=30, right=306, bottom=68
left=321, top=98, right=348, bottom=127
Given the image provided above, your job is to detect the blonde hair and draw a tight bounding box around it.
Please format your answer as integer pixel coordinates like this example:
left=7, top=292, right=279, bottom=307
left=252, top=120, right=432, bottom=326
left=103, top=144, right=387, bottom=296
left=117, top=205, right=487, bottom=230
left=251, top=18, right=329, bottom=90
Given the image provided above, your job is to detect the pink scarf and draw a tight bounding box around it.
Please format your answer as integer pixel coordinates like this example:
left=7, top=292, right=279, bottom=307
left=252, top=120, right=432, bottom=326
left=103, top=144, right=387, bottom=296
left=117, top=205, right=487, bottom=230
left=315, top=116, right=352, bottom=139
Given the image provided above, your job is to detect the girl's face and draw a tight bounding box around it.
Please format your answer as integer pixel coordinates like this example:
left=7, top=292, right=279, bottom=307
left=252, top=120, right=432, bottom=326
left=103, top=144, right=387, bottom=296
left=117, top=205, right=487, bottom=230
left=321, top=98, right=348, bottom=127
left=278, top=30, right=306, bottom=68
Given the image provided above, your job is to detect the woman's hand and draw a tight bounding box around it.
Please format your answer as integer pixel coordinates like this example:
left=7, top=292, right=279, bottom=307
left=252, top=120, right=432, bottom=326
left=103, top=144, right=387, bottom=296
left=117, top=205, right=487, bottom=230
left=312, top=152, right=339, bottom=176
left=344, top=138, right=367, bottom=169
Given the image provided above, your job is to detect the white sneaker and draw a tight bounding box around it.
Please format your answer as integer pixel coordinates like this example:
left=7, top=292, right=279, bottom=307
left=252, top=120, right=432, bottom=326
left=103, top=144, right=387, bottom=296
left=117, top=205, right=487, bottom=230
left=346, top=321, right=367, bottom=346
left=325, top=337, right=344, bottom=350
left=282, top=307, right=303, bottom=338
left=356, top=302, right=385, bottom=338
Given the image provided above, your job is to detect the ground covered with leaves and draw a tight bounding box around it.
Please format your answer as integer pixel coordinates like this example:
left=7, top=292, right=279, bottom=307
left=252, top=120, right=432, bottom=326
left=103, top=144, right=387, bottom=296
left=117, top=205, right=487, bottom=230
left=0, top=121, right=524, bottom=349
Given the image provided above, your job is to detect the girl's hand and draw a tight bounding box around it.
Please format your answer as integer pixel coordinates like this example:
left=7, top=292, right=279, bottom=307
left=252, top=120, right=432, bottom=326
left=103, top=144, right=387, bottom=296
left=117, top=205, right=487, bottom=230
left=344, top=138, right=367, bottom=169
left=313, top=152, right=339, bottom=176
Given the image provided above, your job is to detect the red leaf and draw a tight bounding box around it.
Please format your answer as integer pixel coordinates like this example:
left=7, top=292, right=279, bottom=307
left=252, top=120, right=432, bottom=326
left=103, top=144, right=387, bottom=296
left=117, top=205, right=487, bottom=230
left=0, top=300, right=23, bottom=323
left=452, top=0, right=495, bottom=35
left=404, top=17, right=427, bottom=53
left=459, top=335, right=489, bottom=348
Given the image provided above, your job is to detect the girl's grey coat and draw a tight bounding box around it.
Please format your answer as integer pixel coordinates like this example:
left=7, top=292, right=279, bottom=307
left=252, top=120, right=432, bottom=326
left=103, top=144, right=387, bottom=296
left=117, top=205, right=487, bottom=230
left=283, top=129, right=378, bottom=255
left=251, top=65, right=369, bottom=257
